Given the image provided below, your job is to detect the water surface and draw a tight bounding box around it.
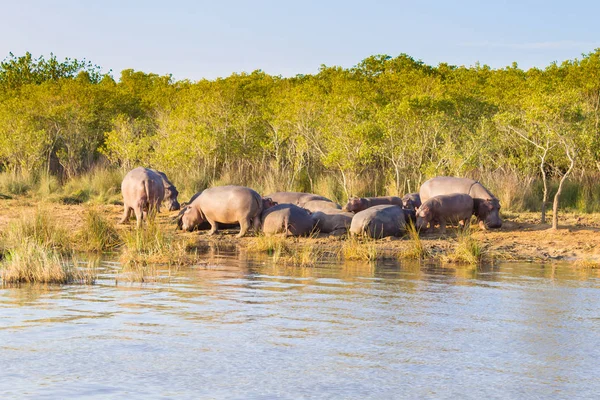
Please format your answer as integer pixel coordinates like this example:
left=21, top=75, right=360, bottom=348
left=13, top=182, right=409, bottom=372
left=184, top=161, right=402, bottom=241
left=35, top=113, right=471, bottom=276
left=1, top=251, right=599, bottom=399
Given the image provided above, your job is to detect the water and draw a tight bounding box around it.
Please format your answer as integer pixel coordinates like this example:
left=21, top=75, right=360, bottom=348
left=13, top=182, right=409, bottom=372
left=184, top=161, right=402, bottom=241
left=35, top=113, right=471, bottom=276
left=1, top=251, right=600, bottom=399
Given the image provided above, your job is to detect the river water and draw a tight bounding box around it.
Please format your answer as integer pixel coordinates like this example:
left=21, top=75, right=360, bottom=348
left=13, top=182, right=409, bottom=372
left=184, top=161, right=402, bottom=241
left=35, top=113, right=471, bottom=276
left=1, top=249, right=600, bottom=399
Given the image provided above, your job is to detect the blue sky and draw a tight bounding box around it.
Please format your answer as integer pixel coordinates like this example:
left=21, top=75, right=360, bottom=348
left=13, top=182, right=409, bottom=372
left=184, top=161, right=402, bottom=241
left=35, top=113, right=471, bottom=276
left=1, top=0, right=598, bottom=80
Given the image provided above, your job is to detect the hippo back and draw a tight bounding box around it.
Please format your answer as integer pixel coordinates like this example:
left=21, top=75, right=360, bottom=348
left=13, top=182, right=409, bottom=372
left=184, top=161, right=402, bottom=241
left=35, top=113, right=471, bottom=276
left=349, top=205, right=406, bottom=239
left=303, top=200, right=341, bottom=213
left=197, top=185, right=263, bottom=224
left=266, top=191, right=332, bottom=207
left=312, top=210, right=353, bottom=233
left=261, top=204, right=314, bottom=236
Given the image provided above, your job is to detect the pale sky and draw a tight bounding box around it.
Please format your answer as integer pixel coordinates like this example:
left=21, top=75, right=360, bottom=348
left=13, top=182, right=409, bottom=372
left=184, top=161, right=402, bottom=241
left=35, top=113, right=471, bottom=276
left=1, top=0, right=599, bottom=80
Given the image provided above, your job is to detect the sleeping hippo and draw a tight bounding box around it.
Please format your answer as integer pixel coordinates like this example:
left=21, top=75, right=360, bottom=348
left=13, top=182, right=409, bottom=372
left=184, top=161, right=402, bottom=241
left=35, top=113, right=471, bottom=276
left=311, top=209, right=354, bottom=235
left=416, top=193, right=474, bottom=234
left=120, top=167, right=180, bottom=227
left=419, top=177, right=502, bottom=229
left=266, top=191, right=332, bottom=207
left=349, top=205, right=406, bottom=239
left=401, top=193, right=421, bottom=211
left=342, top=196, right=404, bottom=213
left=261, top=204, right=314, bottom=236
left=302, top=200, right=342, bottom=213
left=180, top=185, right=263, bottom=237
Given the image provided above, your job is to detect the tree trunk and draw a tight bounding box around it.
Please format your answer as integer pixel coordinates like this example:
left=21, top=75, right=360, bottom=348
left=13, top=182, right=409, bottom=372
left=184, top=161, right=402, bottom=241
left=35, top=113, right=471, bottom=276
left=539, top=149, right=549, bottom=224
left=552, top=147, right=576, bottom=230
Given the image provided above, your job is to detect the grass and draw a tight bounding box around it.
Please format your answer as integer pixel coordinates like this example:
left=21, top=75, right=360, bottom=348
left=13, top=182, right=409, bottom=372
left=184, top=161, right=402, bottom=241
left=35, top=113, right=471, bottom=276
left=0, top=171, right=35, bottom=196
left=572, top=259, right=600, bottom=269
left=1, top=239, right=96, bottom=285
left=77, top=207, right=121, bottom=251
left=339, top=235, right=379, bottom=261
left=60, top=167, right=123, bottom=205
left=247, top=234, right=327, bottom=267
left=3, top=208, right=71, bottom=251
left=400, top=223, right=431, bottom=259
left=442, top=228, right=487, bottom=266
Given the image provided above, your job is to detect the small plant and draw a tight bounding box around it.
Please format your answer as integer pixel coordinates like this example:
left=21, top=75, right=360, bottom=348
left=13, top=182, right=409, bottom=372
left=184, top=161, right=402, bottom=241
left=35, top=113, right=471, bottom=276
left=78, top=208, right=121, bottom=251
left=340, top=235, right=378, bottom=261
left=573, top=259, right=600, bottom=269
left=442, top=229, right=486, bottom=265
left=401, top=223, right=430, bottom=259
left=1, top=239, right=96, bottom=285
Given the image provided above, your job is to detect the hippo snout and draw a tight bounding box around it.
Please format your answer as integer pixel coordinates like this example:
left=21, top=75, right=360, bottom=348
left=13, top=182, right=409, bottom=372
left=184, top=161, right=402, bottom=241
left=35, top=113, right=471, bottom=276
left=169, top=201, right=181, bottom=211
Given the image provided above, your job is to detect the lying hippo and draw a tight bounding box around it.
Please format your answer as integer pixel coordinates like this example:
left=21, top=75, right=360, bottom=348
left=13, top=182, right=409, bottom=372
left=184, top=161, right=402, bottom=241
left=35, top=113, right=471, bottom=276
left=416, top=193, right=474, bottom=234
left=349, top=205, right=406, bottom=239
left=311, top=209, right=354, bottom=235
left=266, top=191, right=332, bottom=207
left=180, top=185, right=263, bottom=237
left=261, top=204, right=314, bottom=236
left=401, top=193, right=421, bottom=211
left=342, top=196, right=404, bottom=213
left=120, top=167, right=180, bottom=227
left=302, top=200, right=341, bottom=213
left=419, top=177, right=502, bottom=229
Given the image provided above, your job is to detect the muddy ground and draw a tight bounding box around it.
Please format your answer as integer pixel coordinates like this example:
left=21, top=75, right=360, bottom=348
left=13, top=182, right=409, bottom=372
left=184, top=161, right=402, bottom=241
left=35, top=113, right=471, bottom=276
left=1, top=198, right=600, bottom=263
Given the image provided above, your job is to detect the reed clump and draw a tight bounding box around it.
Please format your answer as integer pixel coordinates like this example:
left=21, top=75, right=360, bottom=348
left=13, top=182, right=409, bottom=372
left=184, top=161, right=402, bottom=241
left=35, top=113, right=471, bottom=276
left=572, top=259, right=600, bottom=269
left=400, top=223, right=431, bottom=259
left=1, top=239, right=96, bottom=285
left=339, top=235, right=379, bottom=261
left=442, top=229, right=487, bottom=266
left=3, top=208, right=71, bottom=251
left=77, top=208, right=121, bottom=252
left=247, top=234, right=327, bottom=267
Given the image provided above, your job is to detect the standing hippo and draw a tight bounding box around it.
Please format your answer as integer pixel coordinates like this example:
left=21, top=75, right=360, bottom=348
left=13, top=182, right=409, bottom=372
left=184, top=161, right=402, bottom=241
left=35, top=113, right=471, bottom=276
left=311, top=209, right=354, bottom=235
left=261, top=204, right=315, bottom=236
left=342, top=196, right=404, bottom=213
left=266, top=191, right=332, bottom=207
left=416, top=194, right=474, bottom=234
left=302, top=200, right=342, bottom=213
left=349, top=205, right=406, bottom=239
left=180, top=185, right=263, bottom=238
left=419, top=177, right=502, bottom=229
left=401, top=193, right=421, bottom=211
left=120, top=167, right=180, bottom=227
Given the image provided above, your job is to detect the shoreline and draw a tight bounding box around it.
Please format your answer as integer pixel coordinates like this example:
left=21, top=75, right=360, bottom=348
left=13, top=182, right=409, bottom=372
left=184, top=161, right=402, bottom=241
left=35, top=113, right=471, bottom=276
left=1, top=198, right=600, bottom=265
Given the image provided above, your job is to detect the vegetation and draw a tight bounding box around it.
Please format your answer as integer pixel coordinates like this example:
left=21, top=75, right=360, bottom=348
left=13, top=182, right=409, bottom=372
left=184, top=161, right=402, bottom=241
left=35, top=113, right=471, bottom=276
left=78, top=207, right=121, bottom=251
left=340, top=236, right=379, bottom=261
left=1, top=51, right=600, bottom=224
left=401, top=223, right=431, bottom=259
left=442, top=229, right=488, bottom=266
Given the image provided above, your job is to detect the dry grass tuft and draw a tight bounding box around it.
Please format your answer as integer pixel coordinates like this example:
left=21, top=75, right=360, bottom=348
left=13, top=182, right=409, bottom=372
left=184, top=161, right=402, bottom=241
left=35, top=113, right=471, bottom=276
left=339, top=235, right=379, bottom=261
left=401, top=223, right=431, bottom=259
left=77, top=207, right=121, bottom=251
left=442, top=229, right=487, bottom=266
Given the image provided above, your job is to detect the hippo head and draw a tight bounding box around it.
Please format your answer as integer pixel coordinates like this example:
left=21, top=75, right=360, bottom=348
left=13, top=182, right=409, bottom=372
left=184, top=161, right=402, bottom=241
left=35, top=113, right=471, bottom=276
left=415, top=206, right=431, bottom=231
left=262, top=197, right=277, bottom=210
left=476, top=198, right=502, bottom=229
left=342, top=197, right=367, bottom=213
left=402, top=193, right=421, bottom=211
left=164, top=185, right=180, bottom=211
left=181, top=206, right=203, bottom=232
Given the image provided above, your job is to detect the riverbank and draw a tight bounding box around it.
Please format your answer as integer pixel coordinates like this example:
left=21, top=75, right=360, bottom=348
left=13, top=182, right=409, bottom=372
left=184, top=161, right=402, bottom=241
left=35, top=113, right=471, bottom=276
left=1, top=198, right=600, bottom=264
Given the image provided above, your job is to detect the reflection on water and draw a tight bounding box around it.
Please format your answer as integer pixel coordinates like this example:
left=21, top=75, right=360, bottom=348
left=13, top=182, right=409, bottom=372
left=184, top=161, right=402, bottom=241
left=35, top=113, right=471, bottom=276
left=1, top=250, right=600, bottom=399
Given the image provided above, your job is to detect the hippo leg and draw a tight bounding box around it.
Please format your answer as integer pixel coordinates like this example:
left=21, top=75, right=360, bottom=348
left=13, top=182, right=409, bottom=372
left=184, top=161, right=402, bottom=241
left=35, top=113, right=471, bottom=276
left=238, top=218, right=251, bottom=238
left=478, top=220, right=487, bottom=230
left=251, top=215, right=261, bottom=232
left=207, top=219, right=219, bottom=235
left=134, top=206, right=144, bottom=228
left=120, top=205, right=132, bottom=224
left=438, top=218, right=447, bottom=234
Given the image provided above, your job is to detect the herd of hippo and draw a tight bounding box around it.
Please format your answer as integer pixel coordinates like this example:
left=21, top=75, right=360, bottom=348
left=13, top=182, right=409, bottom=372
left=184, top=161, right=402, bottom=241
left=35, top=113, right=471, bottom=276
left=120, top=167, right=503, bottom=239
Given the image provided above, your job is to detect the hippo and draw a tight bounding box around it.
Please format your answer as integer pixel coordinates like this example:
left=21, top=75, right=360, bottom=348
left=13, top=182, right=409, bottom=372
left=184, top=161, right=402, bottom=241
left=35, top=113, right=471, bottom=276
left=261, top=204, right=315, bottom=236
left=176, top=193, right=276, bottom=231
left=342, top=196, right=404, bottom=213
left=401, top=193, right=421, bottom=211
left=349, top=205, right=406, bottom=239
left=416, top=193, right=474, bottom=234
left=180, top=185, right=263, bottom=237
left=120, top=167, right=180, bottom=227
left=311, top=209, right=354, bottom=235
left=266, top=191, right=332, bottom=207
left=302, top=199, right=342, bottom=213
left=419, top=177, right=502, bottom=229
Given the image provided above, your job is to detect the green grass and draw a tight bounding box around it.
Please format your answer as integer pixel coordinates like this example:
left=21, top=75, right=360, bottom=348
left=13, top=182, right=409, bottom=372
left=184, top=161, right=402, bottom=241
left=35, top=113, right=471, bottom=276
left=401, top=223, right=431, bottom=259
left=339, top=235, right=379, bottom=261
left=77, top=207, right=121, bottom=252
left=442, top=229, right=487, bottom=266
left=3, top=208, right=71, bottom=251
left=1, top=239, right=96, bottom=285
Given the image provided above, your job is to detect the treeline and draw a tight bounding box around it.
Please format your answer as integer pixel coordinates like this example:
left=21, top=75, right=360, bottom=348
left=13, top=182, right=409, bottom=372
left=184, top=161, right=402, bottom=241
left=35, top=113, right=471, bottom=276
left=1, top=51, right=600, bottom=212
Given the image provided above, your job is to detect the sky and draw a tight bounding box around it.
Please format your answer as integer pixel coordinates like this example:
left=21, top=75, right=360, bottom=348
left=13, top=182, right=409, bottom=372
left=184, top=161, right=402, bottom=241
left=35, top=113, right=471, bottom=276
left=1, top=0, right=599, bottom=81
